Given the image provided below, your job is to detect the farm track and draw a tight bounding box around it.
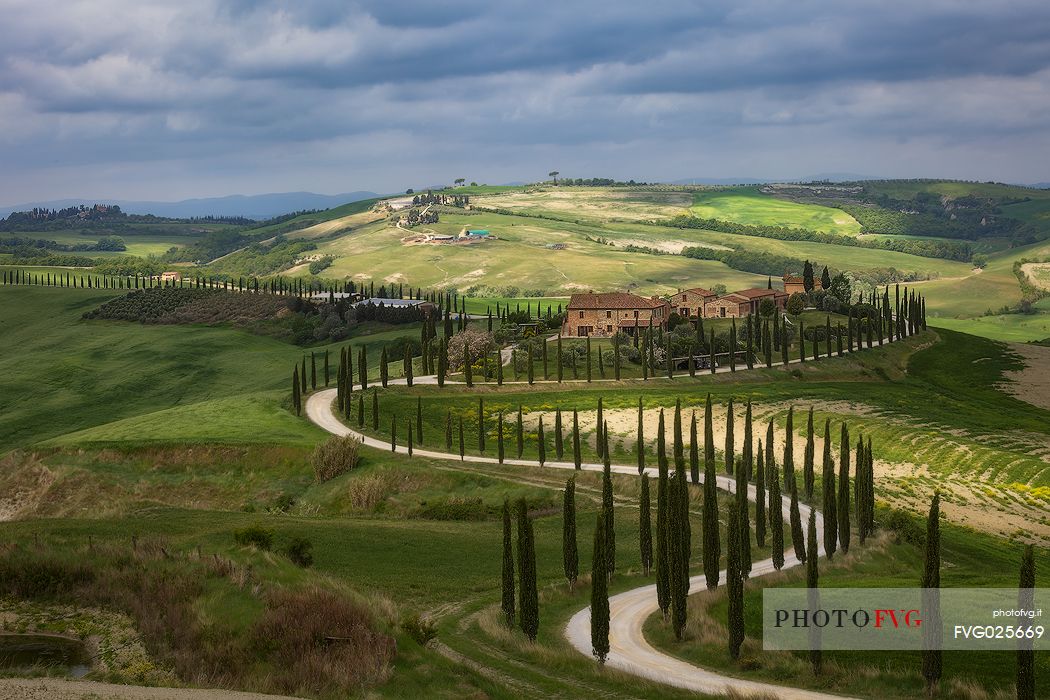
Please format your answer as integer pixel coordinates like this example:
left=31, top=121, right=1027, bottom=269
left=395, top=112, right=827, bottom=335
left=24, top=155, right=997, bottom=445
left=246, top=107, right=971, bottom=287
left=306, top=388, right=846, bottom=699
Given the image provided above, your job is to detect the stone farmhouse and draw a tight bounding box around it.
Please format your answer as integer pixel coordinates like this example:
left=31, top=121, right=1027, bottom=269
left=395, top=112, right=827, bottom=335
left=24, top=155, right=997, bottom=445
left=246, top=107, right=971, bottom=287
left=670, top=287, right=719, bottom=321
left=782, top=273, right=806, bottom=296
left=703, top=288, right=788, bottom=318
left=563, top=291, right=671, bottom=337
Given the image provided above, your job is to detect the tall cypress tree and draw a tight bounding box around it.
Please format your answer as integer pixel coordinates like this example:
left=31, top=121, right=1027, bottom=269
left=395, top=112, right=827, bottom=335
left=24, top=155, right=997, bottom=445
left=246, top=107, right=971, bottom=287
left=703, top=394, right=720, bottom=589
left=639, top=475, right=653, bottom=575
left=821, top=418, right=837, bottom=559
left=497, top=411, right=505, bottom=463
left=838, top=423, right=851, bottom=554
left=689, top=410, right=699, bottom=485
left=478, top=398, right=486, bottom=453
left=517, top=500, right=539, bottom=641
left=726, top=503, right=744, bottom=660
left=444, top=410, right=453, bottom=451
left=291, top=368, right=301, bottom=415
left=1017, top=544, right=1035, bottom=700
left=357, top=392, right=365, bottom=428
left=380, top=347, right=389, bottom=387
left=725, top=397, right=735, bottom=474
left=743, top=400, right=753, bottom=480
left=590, top=513, right=610, bottom=664
left=755, top=442, right=767, bottom=548
left=789, top=478, right=806, bottom=564
left=390, top=415, right=397, bottom=452
left=557, top=334, right=563, bottom=382
left=656, top=412, right=671, bottom=615
left=769, top=465, right=785, bottom=570
left=501, top=500, right=515, bottom=627
left=586, top=337, right=592, bottom=382
left=596, top=397, right=604, bottom=458
left=735, top=442, right=752, bottom=579
left=807, top=509, right=821, bottom=675
left=538, top=417, right=546, bottom=465
left=921, top=494, right=942, bottom=695
left=324, top=349, right=330, bottom=387
left=563, top=477, right=578, bottom=588
left=572, top=409, right=582, bottom=470
left=784, top=406, right=795, bottom=490
left=416, top=397, right=424, bottom=445
left=803, top=407, right=815, bottom=498
left=300, top=356, right=307, bottom=392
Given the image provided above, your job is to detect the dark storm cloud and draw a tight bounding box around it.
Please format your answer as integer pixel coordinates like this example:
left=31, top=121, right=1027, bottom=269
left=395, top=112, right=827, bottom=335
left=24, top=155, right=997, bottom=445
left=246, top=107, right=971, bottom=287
left=0, top=0, right=1048, bottom=202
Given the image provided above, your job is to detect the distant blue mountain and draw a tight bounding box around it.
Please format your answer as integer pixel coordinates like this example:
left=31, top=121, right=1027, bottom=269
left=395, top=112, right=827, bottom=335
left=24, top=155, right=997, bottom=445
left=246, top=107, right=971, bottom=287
left=0, top=191, right=379, bottom=221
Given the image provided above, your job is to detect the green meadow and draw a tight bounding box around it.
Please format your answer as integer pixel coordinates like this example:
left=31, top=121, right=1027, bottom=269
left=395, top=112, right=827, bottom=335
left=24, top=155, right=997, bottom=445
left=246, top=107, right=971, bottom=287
left=689, top=188, right=862, bottom=235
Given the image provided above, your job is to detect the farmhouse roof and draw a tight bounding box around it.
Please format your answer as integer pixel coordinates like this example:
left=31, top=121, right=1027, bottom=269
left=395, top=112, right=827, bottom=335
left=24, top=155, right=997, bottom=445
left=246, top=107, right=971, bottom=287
left=567, top=291, right=665, bottom=310
left=783, top=274, right=804, bottom=283
left=732, top=288, right=787, bottom=300
left=680, top=287, right=716, bottom=297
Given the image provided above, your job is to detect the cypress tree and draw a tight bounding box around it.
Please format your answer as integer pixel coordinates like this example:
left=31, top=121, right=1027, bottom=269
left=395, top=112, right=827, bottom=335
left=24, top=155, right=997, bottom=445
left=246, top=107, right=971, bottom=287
left=821, top=418, right=837, bottom=559
left=743, top=400, right=753, bottom=480
left=769, top=465, right=785, bottom=570
left=478, top=398, right=486, bottom=453
left=656, top=410, right=671, bottom=615
left=666, top=332, right=674, bottom=379
left=726, top=504, right=744, bottom=660
left=613, top=334, right=622, bottom=379
left=729, top=320, right=737, bottom=372
left=516, top=406, right=524, bottom=458
left=542, top=338, right=549, bottom=380
left=390, top=415, right=397, bottom=452
left=437, top=339, right=447, bottom=387
left=404, top=345, right=414, bottom=386
left=639, top=475, right=653, bottom=575
left=702, top=394, right=720, bottom=589
left=799, top=320, right=806, bottom=362
left=458, top=417, right=465, bottom=460
left=310, top=352, right=317, bottom=390
left=444, top=410, right=453, bottom=451
left=324, top=349, right=330, bottom=387
left=291, top=368, right=300, bottom=415
left=300, top=356, right=307, bottom=392
left=572, top=409, right=582, bottom=470
left=538, top=416, right=546, bottom=465
left=755, top=443, right=767, bottom=548
left=380, top=347, right=389, bottom=387
left=466, top=346, right=474, bottom=386
left=357, top=393, right=365, bottom=428
left=781, top=315, right=789, bottom=365
left=807, top=509, right=821, bottom=675
left=803, top=407, right=815, bottom=498
left=636, top=397, right=645, bottom=474
left=360, top=347, right=369, bottom=390
left=554, top=408, right=564, bottom=460
left=784, top=406, right=795, bottom=490
left=1017, top=544, right=1035, bottom=700
left=689, top=410, right=699, bottom=485
left=563, top=478, right=578, bottom=588
left=838, top=423, right=851, bottom=554
left=517, top=500, right=539, bottom=641
left=497, top=351, right=504, bottom=385
left=602, top=425, right=615, bottom=578
left=598, top=345, right=606, bottom=378
left=590, top=513, right=610, bottom=664
left=525, top=346, right=532, bottom=385
left=497, top=412, right=505, bottom=464
left=725, top=397, right=735, bottom=474
left=789, top=478, right=806, bottom=564
left=921, top=494, right=942, bottom=695
left=710, top=328, right=716, bottom=374
left=407, top=420, right=413, bottom=456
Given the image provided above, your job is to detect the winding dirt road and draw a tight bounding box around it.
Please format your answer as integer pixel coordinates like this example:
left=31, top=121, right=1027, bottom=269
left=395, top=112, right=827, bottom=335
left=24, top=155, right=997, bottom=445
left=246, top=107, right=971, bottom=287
left=306, top=388, right=844, bottom=699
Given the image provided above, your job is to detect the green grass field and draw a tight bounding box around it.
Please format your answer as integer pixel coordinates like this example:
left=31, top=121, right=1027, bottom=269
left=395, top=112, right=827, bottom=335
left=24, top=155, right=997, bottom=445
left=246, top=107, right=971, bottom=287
left=689, top=188, right=862, bottom=235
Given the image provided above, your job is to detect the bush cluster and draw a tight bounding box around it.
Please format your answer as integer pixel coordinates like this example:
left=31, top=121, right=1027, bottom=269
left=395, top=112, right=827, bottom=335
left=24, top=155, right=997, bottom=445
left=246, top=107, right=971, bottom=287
left=312, top=435, right=362, bottom=482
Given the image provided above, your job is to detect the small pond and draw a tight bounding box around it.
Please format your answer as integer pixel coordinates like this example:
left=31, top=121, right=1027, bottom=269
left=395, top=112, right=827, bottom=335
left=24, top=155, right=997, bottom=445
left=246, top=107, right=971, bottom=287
left=0, top=633, right=92, bottom=678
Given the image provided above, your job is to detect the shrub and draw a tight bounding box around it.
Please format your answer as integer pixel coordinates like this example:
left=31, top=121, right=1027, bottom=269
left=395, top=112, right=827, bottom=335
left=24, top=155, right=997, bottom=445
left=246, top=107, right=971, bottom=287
left=233, top=525, right=275, bottom=550
left=312, top=435, right=362, bottom=482
left=880, top=506, right=924, bottom=546
left=284, top=537, right=314, bottom=568
left=401, top=612, right=438, bottom=646
left=786, top=292, right=806, bottom=315
left=0, top=552, right=95, bottom=599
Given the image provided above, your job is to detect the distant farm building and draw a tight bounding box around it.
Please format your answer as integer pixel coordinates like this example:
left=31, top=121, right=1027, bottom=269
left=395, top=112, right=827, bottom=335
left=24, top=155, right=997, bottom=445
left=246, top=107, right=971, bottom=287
left=563, top=291, right=671, bottom=337
left=160, top=271, right=181, bottom=282
left=310, top=291, right=362, bottom=303
left=782, top=273, right=806, bottom=296
left=459, top=228, right=491, bottom=239
left=671, top=287, right=718, bottom=320
left=704, top=288, right=788, bottom=318
left=352, top=298, right=436, bottom=314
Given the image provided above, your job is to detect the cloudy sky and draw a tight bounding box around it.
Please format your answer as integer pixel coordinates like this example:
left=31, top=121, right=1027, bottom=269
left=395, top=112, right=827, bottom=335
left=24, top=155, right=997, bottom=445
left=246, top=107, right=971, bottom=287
left=2, top=0, right=1049, bottom=203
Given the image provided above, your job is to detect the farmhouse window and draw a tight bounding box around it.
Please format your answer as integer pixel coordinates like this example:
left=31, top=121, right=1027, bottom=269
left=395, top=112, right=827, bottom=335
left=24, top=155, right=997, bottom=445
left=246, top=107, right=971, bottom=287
left=606, top=310, right=611, bottom=318
left=579, top=311, right=584, bottom=319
